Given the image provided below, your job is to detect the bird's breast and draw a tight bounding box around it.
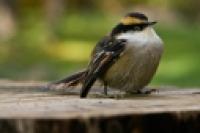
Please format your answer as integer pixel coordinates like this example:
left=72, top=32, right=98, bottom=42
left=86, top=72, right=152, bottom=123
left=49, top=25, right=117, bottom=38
left=103, top=28, right=163, bottom=91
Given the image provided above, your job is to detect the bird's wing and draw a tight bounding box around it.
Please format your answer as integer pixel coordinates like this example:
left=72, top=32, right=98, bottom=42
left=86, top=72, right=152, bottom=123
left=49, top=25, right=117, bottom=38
left=80, top=36, right=126, bottom=98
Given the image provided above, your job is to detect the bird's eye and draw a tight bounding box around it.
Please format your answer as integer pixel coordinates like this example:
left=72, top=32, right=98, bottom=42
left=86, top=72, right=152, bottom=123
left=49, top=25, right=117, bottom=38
left=134, top=26, right=141, bottom=31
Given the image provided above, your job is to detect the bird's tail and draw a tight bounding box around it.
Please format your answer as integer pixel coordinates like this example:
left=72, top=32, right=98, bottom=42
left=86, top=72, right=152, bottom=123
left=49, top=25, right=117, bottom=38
left=49, top=70, right=87, bottom=88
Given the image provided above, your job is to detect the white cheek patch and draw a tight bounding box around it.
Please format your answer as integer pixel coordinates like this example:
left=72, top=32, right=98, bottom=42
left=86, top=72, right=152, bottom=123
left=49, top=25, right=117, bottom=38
left=116, top=28, right=163, bottom=47
left=117, top=31, right=148, bottom=46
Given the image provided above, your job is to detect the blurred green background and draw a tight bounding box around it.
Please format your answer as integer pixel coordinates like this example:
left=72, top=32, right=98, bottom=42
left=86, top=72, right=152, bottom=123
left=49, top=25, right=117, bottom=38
left=0, top=0, right=200, bottom=87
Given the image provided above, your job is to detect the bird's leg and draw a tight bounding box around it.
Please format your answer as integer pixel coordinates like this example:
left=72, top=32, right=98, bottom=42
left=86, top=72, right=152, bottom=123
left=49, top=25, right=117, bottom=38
left=104, top=82, right=108, bottom=95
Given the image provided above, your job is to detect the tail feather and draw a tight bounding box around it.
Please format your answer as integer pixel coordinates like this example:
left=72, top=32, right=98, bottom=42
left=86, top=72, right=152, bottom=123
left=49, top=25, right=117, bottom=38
left=51, top=70, right=87, bottom=87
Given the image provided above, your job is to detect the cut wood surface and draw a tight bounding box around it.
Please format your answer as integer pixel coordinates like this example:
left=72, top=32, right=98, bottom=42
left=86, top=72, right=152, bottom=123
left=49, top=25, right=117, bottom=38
left=0, top=80, right=200, bottom=133
left=0, top=80, right=200, bottom=118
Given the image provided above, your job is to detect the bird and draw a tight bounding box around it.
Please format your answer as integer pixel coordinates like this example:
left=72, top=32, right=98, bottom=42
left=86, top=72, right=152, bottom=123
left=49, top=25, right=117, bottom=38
left=49, top=12, right=164, bottom=98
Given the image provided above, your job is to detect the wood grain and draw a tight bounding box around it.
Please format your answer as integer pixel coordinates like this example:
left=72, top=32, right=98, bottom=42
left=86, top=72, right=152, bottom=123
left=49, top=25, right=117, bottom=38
left=0, top=81, right=200, bottom=133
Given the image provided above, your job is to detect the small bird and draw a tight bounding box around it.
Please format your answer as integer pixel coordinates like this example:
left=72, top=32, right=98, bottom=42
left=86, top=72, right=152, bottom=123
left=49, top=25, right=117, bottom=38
left=50, top=12, right=163, bottom=98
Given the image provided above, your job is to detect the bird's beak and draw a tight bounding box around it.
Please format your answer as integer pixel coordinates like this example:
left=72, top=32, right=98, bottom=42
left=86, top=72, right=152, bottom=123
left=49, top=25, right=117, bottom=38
left=147, top=21, right=157, bottom=26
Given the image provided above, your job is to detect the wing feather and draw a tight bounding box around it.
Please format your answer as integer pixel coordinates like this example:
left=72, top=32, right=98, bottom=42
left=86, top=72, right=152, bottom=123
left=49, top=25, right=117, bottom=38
left=80, top=37, right=126, bottom=98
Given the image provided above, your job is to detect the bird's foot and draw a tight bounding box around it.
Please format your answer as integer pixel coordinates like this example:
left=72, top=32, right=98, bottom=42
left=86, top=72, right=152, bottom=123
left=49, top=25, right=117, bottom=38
left=136, top=88, right=159, bottom=94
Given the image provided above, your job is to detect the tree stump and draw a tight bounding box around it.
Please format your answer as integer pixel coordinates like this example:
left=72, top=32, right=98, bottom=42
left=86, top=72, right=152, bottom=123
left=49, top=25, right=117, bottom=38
left=0, top=80, right=200, bottom=133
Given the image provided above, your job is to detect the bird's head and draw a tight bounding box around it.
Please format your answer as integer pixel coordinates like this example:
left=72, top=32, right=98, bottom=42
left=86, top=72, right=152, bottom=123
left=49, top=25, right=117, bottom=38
left=111, top=12, right=157, bottom=36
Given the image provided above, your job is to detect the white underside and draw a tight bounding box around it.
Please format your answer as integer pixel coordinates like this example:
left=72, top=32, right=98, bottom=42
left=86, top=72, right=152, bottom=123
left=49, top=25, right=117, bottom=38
left=103, top=27, right=163, bottom=92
